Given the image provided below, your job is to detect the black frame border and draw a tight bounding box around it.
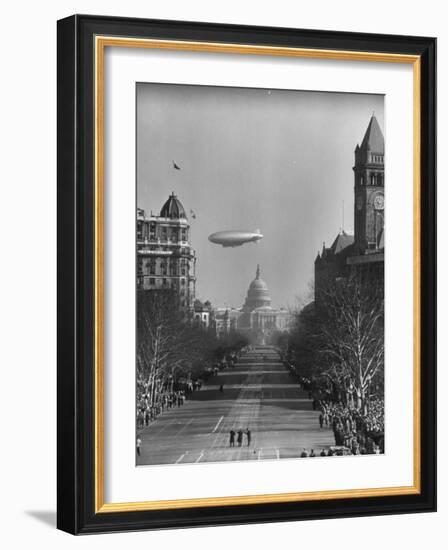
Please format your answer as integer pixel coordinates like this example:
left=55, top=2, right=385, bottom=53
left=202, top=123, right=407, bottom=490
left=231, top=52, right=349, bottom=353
left=57, top=14, right=436, bottom=534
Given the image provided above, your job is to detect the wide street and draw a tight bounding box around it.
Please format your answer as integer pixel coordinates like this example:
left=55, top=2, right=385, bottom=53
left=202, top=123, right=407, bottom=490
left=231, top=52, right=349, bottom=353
left=137, top=346, right=334, bottom=465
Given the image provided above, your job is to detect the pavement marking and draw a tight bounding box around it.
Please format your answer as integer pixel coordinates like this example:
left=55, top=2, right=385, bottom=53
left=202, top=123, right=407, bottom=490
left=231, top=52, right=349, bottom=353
left=196, top=450, right=204, bottom=463
left=218, top=370, right=284, bottom=376
left=173, top=417, right=193, bottom=437
left=202, top=384, right=298, bottom=390
left=138, top=347, right=335, bottom=466
left=212, top=415, right=224, bottom=433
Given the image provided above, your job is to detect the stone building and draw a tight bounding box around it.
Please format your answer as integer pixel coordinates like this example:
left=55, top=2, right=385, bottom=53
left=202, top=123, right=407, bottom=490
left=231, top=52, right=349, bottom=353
left=214, top=265, right=290, bottom=344
left=315, top=115, right=385, bottom=304
left=193, top=300, right=213, bottom=330
left=214, top=308, right=241, bottom=338
left=353, top=114, right=385, bottom=254
left=137, top=193, right=196, bottom=313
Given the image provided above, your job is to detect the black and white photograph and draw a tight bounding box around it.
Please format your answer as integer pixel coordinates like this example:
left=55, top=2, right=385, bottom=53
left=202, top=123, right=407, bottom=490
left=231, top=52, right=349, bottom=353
left=136, top=83, right=385, bottom=466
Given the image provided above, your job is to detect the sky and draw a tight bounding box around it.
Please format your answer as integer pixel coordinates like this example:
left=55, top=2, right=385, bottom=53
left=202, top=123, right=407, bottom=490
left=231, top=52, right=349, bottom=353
left=137, top=83, right=384, bottom=310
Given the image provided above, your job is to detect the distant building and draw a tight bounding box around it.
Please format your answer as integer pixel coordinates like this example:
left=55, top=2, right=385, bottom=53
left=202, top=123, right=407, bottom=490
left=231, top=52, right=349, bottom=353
left=137, top=193, right=196, bottom=314
left=315, top=115, right=385, bottom=304
left=214, top=307, right=241, bottom=338
left=193, top=300, right=213, bottom=329
left=214, top=265, right=290, bottom=344
left=238, top=265, right=290, bottom=344
left=314, top=231, right=355, bottom=303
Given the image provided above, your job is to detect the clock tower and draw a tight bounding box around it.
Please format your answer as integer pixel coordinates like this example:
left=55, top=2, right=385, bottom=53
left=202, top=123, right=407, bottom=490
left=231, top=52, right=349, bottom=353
left=353, top=115, right=385, bottom=253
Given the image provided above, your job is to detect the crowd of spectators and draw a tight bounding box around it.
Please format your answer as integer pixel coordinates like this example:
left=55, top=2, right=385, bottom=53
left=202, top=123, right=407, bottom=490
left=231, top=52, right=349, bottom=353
left=137, top=389, right=188, bottom=428
left=317, top=399, right=384, bottom=455
left=136, top=349, right=244, bottom=429
left=281, top=354, right=384, bottom=455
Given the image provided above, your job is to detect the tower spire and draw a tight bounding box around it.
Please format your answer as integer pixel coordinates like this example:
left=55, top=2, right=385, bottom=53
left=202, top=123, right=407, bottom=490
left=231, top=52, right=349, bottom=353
left=256, top=264, right=260, bottom=279
left=354, top=116, right=385, bottom=252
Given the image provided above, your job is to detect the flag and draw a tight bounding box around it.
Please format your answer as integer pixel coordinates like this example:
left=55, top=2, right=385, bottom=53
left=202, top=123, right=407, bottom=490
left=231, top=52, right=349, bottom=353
left=173, top=160, right=181, bottom=170
left=190, top=209, right=197, bottom=219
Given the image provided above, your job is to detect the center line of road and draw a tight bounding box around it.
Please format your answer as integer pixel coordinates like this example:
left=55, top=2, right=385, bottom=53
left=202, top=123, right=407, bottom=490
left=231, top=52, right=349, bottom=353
left=212, top=415, right=224, bottom=433
left=276, top=449, right=280, bottom=459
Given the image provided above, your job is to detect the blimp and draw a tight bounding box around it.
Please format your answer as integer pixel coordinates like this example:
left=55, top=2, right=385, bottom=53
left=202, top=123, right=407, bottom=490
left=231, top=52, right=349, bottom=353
left=208, top=229, right=263, bottom=248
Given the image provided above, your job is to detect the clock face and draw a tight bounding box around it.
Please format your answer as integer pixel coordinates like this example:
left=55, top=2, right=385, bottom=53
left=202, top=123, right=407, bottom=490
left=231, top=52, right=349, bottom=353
left=373, top=194, right=385, bottom=211
left=356, top=195, right=363, bottom=210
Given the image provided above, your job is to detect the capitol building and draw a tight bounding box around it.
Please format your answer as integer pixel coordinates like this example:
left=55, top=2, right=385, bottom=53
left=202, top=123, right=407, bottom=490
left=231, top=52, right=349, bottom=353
left=214, top=265, right=290, bottom=345
left=136, top=194, right=290, bottom=342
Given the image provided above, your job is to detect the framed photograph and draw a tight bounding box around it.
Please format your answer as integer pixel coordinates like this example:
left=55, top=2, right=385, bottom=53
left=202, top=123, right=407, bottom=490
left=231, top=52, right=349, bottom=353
left=57, top=15, right=436, bottom=534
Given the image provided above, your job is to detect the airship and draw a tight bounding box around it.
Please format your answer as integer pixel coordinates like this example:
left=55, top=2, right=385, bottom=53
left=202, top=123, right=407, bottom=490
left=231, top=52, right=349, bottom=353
left=208, top=229, right=263, bottom=248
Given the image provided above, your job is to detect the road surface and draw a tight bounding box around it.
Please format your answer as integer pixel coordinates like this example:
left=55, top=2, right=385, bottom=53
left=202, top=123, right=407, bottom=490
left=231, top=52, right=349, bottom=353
left=137, top=346, right=334, bottom=465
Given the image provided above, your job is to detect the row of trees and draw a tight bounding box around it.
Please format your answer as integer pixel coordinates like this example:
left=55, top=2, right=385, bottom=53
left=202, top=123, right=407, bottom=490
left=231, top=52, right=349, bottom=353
left=137, top=290, right=247, bottom=407
left=283, top=275, right=384, bottom=414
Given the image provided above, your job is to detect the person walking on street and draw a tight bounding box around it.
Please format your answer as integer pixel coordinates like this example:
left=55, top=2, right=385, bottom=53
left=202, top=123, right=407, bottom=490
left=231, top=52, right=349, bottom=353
left=245, top=428, right=251, bottom=446
left=319, top=413, right=324, bottom=428
left=136, top=436, right=142, bottom=457
left=237, top=429, right=243, bottom=447
left=229, top=430, right=235, bottom=447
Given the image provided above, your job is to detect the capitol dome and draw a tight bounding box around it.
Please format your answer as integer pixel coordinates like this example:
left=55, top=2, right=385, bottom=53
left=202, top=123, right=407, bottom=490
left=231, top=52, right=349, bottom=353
left=160, top=192, right=187, bottom=219
left=243, top=265, right=272, bottom=311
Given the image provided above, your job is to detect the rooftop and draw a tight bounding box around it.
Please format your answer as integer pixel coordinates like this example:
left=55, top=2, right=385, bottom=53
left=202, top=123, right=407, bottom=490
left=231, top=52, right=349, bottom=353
left=359, top=115, right=384, bottom=155
left=160, top=192, right=187, bottom=219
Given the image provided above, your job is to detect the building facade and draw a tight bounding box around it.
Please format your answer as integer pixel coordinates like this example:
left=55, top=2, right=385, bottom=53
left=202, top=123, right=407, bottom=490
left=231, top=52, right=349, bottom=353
left=137, top=193, right=196, bottom=313
left=214, top=265, right=290, bottom=344
left=353, top=115, right=385, bottom=254
left=315, top=115, right=385, bottom=304
left=193, top=300, right=214, bottom=330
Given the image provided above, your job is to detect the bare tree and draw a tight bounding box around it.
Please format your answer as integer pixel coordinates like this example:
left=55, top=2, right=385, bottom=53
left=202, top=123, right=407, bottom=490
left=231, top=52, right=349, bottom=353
left=317, top=277, right=384, bottom=411
left=137, top=290, right=224, bottom=405
left=137, top=290, right=182, bottom=405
